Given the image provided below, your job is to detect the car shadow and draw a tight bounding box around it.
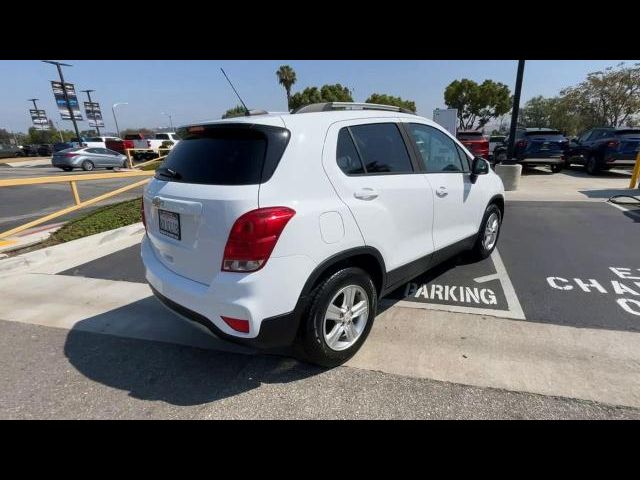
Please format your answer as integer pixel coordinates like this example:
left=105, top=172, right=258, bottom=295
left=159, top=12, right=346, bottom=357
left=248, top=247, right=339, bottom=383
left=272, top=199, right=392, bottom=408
left=63, top=299, right=325, bottom=407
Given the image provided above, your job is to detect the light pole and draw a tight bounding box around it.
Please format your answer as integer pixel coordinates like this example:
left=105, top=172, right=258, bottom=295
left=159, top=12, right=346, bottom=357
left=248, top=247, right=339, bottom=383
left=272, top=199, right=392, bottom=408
left=54, top=121, right=64, bottom=142
left=507, top=60, right=526, bottom=161
left=42, top=60, right=82, bottom=142
left=81, top=89, right=101, bottom=136
left=161, top=112, right=174, bottom=131
left=112, top=102, right=128, bottom=138
left=28, top=98, right=40, bottom=111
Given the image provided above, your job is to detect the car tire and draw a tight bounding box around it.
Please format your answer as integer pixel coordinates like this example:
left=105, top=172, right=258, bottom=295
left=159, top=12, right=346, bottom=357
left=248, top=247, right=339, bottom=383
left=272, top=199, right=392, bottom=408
left=586, top=155, right=600, bottom=175
left=81, top=160, right=94, bottom=171
left=295, top=267, right=377, bottom=368
left=106, top=167, right=114, bottom=170
left=496, top=151, right=508, bottom=163
left=470, top=203, right=502, bottom=260
left=550, top=164, right=562, bottom=173
left=61, top=167, right=73, bottom=172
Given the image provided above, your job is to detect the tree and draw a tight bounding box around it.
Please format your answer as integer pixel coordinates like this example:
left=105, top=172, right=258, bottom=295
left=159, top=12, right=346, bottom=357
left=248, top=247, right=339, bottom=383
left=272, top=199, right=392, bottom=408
left=289, top=84, right=353, bottom=110
left=365, top=93, right=416, bottom=112
left=444, top=79, right=511, bottom=130
left=560, top=62, right=640, bottom=128
left=520, top=95, right=591, bottom=137
left=276, top=65, right=297, bottom=111
left=27, top=127, right=74, bottom=144
left=0, top=128, right=14, bottom=143
left=222, top=105, right=247, bottom=119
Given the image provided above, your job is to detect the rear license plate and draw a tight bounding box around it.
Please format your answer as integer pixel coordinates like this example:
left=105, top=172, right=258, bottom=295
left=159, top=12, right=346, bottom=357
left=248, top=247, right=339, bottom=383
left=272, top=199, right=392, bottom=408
left=540, top=142, right=549, bottom=150
left=158, top=209, right=181, bottom=240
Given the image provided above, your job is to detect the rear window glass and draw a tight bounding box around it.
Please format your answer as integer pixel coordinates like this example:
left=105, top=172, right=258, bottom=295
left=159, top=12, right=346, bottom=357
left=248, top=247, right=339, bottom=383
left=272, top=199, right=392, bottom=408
left=336, top=129, right=365, bottom=175
left=525, top=130, right=562, bottom=136
left=615, top=129, right=640, bottom=137
left=155, top=133, right=169, bottom=140
left=458, top=132, right=484, bottom=140
left=157, top=125, right=290, bottom=185
left=349, top=123, right=413, bottom=174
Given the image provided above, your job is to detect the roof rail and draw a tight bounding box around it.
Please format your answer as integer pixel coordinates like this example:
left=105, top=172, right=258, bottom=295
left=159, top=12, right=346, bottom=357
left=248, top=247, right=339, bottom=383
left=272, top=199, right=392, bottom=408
left=291, top=102, right=416, bottom=115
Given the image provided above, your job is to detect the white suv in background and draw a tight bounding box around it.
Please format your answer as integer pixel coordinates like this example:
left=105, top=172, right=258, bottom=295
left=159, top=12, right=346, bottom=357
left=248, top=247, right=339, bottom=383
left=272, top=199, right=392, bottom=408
left=141, top=102, right=505, bottom=367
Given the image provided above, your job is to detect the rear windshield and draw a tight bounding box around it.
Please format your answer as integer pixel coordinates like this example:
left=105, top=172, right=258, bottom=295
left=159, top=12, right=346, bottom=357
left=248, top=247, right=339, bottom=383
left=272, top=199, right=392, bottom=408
left=156, top=124, right=290, bottom=185
left=155, top=133, right=169, bottom=140
left=615, top=129, right=640, bottom=137
left=458, top=132, right=484, bottom=139
left=525, top=130, right=562, bottom=137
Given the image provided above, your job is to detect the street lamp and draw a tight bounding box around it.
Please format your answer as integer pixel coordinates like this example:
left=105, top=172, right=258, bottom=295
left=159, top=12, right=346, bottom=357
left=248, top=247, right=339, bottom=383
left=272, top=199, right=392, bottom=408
left=112, top=102, right=128, bottom=138
left=161, top=112, right=174, bottom=131
left=41, top=60, right=82, bottom=142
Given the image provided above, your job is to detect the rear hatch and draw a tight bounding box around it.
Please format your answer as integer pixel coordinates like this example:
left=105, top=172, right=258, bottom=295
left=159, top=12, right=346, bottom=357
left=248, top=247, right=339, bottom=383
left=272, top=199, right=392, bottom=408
left=522, top=131, right=567, bottom=157
left=615, top=130, right=640, bottom=155
left=144, top=122, right=290, bottom=285
left=457, top=132, right=489, bottom=156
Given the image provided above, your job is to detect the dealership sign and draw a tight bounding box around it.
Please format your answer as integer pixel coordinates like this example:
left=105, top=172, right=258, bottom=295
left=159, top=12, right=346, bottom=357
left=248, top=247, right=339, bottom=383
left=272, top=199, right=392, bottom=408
left=84, top=101, right=104, bottom=128
left=51, top=81, right=83, bottom=120
left=29, top=109, right=50, bottom=130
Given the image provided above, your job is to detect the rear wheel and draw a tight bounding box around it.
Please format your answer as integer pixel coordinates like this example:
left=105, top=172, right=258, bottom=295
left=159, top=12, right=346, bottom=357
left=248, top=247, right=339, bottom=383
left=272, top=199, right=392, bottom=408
left=470, top=204, right=502, bottom=260
left=550, top=164, right=563, bottom=173
left=296, top=267, right=376, bottom=368
left=81, top=160, right=94, bottom=171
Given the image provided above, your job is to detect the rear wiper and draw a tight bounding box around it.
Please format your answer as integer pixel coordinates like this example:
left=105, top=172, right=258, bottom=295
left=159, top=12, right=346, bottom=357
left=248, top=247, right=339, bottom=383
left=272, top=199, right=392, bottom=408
left=156, top=167, right=182, bottom=180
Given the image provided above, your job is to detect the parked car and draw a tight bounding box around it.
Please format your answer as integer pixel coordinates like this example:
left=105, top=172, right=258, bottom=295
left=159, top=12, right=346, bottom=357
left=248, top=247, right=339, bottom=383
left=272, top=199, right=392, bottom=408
left=488, top=135, right=506, bottom=160
left=456, top=130, right=490, bottom=159
left=106, top=134, right=153, bottom=160
left=150, top=132, right=181, bottom=152
left=82, top=136, right=122, bottom=149
left=37, top=144, right=53, bottom=156
left=140, top=102, right=505, bottom=367
left=494, top=128, right=568, bottom=173
left=565, top=127, right=640, bottom=175
left=51, top=147, right=128, bottom=171
left=21, top=144, right=40, bottom=156
left=0, top=143, right=24, bottom=158
left=53, top=142, right=74, bottom=152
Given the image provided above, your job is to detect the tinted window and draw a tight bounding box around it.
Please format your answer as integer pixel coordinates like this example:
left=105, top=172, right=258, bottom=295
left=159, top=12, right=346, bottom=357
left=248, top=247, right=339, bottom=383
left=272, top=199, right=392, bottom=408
left=336, top=128, right=365, bottom=175
left=525, top=130, right=561, bottom=136
left=155, top=133, right=169, bottom=140
left=87, top=137, right=102, bottom=142
left=457, top=131, right=484, bottom=140
left=489, top=136, right=506, bottom=143
left=85, top=148, right=101, bottom=154
left=615, top=129, right=640, bottom=137
left=409, top=124, right=464, bottom=173
left=456, top=144, right=471, bottom=171
left=349, top=123, right=413, bottom=174
left=159, top=125, right=290, bottom=185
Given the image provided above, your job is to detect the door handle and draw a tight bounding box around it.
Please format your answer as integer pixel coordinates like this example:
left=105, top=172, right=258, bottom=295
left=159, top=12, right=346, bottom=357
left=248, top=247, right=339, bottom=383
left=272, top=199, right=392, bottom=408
left=354, top=188, right=379, bottom=201
left=436, top=186, right=448, bottom=198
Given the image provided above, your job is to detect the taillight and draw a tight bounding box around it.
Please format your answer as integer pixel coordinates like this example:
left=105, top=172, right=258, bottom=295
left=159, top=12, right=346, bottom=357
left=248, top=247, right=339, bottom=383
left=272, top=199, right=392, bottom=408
left=222, top=207, right=296, bottom=272
left=140, top=199, right=146, bottom=230
left=64, top=153, right=77, bottom=157
left=607, top=140, right=619, bottom=148
left=221, top=316, right=250, bottom=333
left=516, top=140, right=528, bottom=148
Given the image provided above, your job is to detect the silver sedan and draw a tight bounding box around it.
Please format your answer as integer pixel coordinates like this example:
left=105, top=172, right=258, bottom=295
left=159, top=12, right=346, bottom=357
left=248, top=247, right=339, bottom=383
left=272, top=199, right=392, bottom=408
left=51, top=147, right=129, bottom=172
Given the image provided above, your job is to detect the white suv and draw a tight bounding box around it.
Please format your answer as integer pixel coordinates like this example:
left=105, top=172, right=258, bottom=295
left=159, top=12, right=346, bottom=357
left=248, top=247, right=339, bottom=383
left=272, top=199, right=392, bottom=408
left=141, top=102, right=505, bottom=367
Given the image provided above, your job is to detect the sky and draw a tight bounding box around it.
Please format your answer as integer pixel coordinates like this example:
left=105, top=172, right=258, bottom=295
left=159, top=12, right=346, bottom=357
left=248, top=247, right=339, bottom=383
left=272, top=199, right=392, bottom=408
left=1, top=60, right=638, bottom=134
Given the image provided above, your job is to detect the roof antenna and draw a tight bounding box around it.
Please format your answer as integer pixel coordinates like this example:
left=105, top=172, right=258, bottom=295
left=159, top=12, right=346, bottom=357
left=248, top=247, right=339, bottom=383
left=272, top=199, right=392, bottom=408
left=220, top=68, right=250, bottom=115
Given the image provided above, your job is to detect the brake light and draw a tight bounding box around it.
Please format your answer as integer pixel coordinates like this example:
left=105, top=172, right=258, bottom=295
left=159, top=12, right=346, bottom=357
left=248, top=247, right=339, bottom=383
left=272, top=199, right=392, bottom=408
left=140, top=199, right=146, bottom=231
left=516, top=140, right=528, bottom=148
left=221, top=316, right=250, bottom=333
left=607, top=140, right=619, bottom=148
left=64, top=153, right=78, bottom=157
left=222, top=207, right=296, bottom=272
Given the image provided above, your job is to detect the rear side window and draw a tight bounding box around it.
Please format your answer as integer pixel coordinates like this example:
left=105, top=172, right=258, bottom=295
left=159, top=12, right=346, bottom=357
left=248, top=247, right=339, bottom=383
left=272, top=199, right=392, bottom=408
left=157, top=125, right=290, bottom=185
left=615, top=129, right=640, bottom=137
left=336, top=129, right=365, bottom=175
left=155, top=133, right=169, bottom=140
left=348, top=123, right=413, bottom=174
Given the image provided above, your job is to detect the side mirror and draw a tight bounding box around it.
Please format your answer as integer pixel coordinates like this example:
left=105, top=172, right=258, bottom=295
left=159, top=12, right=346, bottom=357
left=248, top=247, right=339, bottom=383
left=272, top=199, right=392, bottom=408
left=470, top=156, right=489, bottom=183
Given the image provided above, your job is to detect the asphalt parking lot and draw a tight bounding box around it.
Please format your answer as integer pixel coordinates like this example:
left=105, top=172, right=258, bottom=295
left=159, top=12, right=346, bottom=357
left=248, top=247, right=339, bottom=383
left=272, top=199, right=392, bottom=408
left=1, top=166, right=639, bottom=418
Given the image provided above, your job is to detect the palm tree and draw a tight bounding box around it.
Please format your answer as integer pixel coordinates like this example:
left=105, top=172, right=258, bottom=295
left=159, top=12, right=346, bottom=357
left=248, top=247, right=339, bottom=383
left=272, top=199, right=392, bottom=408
left=276, top=65, right=297, bottom=111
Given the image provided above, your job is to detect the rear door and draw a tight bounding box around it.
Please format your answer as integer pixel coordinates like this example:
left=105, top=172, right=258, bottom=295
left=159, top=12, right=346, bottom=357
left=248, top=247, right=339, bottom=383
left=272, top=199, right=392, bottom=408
left=323, top=120, right=434, bottom=272
left=143, top=123, right=290, bottom=285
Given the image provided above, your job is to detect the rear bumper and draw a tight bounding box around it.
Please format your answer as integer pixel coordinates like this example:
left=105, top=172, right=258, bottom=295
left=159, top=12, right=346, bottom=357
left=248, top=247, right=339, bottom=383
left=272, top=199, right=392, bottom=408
left=605, top=156, right=639, bottom=168
left=141, top=235, right=314, bottom=349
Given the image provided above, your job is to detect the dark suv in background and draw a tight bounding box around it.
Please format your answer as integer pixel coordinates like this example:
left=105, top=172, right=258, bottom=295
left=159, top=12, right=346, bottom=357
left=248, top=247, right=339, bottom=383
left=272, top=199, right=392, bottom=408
left=494, top=128, right=569, bottom=173
left=565, top=127, right=640, bottom=175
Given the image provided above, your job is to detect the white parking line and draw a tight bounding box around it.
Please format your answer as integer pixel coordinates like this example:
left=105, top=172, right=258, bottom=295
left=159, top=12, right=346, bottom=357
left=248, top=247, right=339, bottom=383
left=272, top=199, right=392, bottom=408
left=383, top=249, right=526, bottom=321
left=606, top=199, right=640, bottom=218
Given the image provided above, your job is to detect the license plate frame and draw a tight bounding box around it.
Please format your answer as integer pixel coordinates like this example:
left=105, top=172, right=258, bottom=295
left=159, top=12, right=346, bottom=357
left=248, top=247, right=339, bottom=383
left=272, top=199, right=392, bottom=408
left=158, top=209, right=181, bottom=240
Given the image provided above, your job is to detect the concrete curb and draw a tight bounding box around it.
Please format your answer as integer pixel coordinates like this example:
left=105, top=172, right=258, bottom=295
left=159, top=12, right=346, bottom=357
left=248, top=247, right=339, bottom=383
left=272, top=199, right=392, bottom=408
left=0, top=222, right=145, bottom=275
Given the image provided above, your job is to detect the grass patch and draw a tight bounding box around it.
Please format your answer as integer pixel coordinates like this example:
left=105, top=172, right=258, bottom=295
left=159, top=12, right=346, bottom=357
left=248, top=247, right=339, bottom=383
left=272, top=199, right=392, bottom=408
left=40, top=198, right=142, bottom=248
left=139, top=161, right=161, bottom=171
